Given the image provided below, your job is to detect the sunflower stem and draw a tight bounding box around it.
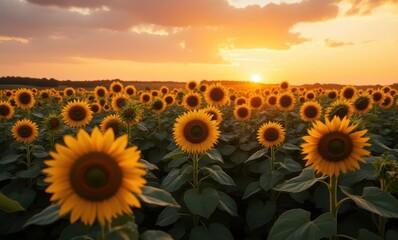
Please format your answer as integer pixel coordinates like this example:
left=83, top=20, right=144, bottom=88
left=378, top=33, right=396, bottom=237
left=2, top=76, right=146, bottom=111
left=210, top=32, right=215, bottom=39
left=270, top=147, right=276, bottom=202
left=127, top=122, right=131, bottom=146
left=378, top=179, right=387, bottom=239
left=329, top=175, right=338, bottom=240
left=26, top=142, right=33, bottom=188
left=50, top=130, right=55, bottom=150
left=284, top=111, right=288, bottom=129
left=192, top=154, right=200, bottom=228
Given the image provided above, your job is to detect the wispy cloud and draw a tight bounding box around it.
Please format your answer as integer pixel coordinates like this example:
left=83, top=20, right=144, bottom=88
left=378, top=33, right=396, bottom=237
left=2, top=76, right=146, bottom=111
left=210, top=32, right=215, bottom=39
left=324, top=38, right=354, bottom=47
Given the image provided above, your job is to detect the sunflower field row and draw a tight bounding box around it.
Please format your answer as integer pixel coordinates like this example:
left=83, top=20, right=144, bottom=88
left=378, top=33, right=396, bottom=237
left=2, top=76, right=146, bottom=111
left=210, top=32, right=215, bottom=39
left=0, top=81, right=398, bottom=240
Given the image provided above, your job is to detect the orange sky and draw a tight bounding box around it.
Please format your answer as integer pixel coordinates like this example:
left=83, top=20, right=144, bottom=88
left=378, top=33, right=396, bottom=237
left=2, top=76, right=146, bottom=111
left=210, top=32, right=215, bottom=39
left=1, top=0, right=397, bottom=85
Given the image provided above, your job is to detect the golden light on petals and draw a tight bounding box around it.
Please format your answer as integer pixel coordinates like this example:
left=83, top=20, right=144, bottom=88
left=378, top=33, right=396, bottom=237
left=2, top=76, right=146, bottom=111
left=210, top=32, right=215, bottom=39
left=14, top=88, right=35, bottom=109
left=0, top=101, right=14, bottom=119
left=257, top=122, right=285, bottom=148
left=62, top=100, right=93, bottom=128
left=12, top=118, right=39, bottom=143
left=300, top=101, right=322, bottom=122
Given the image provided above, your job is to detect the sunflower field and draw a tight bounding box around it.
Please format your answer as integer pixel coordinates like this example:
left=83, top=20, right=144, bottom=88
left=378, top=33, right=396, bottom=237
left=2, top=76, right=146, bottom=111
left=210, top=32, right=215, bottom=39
left=0, top=81, right=398, bottom=240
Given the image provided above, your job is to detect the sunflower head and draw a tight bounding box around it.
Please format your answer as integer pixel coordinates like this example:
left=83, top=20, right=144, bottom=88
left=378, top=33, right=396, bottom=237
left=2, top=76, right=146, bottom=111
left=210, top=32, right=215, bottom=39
left=183, top=92, right=202, bottom=110
left=94, top=86, right=108, bottom=99
left=101, top=114, right=123, bottom=136
left=103, top=104, right=111, bottom=112
left=380, top=94, right=393, bottom=109
left=140, top=92, right=152, bottom=105
left=124, top=85, right=137, bottom=96
left=353, top=94, right=373, bottom=114
left=371, top=90, right=385, bottom=103
left=199, top=83, right=208, bottom=92
left=305, top=91, right=316, bottom=101
left=173, top=109, right=220, bottom=154
left=15, top=88, right=35, bottom=109
left=326, top=100, right=353, bottom=120
left=249, top=95, right=265, bottom=110
left=160, top=86, right=169, bottom=95
left=119, top=102, right=143, bottom=125
left=300, top=101, right=322, bottom=122
left=257, top=122, right=285, bottom=148
left=64, top=87, right=76, bottom=97
left=110, top=81, right=124, bottom=94
left=44, top=113, right=63, bottom=132
left=267, top=95, right=277, bottom=107
left=382, top=86, right=391, bottom=94
left=340, top=86, right=357, bottom=100
left=233, top=104, right=251, bottom=121
left=151, top=98, right=166, bottom=114
left=62, top=100, right=93, bottom=128
left=43, top=127, right=147, bottom=225
left=205, top=84, right=228, bottom=106
left=0, top=101, right=14, bottom=119
left=12, top=119, right=39, bottom=143
left=327, top=90, right=338, bottom=100
left=186, top=80, right=198, bottom=91
left=163, top=94, right=175, bottom=106
left=203, top=106, right=223, bottom=125
left=89, top=102, right=102, bottom=114
left=277, top=92, right=295, bottom=111
left=279, top=81, right=289, bottom=91
left=302, top=116, right=371, bottom=177
left=235, top=97, right=247, bottom=106
left=111, top=93, right=130, bottom=111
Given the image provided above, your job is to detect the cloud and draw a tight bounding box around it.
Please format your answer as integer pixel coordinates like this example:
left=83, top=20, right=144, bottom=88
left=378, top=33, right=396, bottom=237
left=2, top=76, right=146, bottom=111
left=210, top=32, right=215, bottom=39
left=345, top=0, right=398, bottom=15
left=324, top=38, right=354, bottom=47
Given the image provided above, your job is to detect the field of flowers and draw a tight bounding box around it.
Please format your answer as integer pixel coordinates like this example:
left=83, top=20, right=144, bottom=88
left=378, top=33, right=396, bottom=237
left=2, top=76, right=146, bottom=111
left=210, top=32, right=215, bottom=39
left=0, top=81, right=397, bottom=240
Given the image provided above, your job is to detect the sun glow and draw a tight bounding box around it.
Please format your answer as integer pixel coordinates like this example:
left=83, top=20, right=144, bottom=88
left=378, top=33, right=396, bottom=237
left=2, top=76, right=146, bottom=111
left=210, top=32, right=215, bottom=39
left=251, top=74, right=261, bottom=83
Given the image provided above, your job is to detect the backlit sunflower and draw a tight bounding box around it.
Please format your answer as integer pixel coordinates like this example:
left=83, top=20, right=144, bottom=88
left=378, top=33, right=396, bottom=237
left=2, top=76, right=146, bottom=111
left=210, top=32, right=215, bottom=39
left=305, top=91, right=316, bottom=101
left=380, top=94, right=393, bottom=109
left=203, top=106, right=223, bottom=125
left=44, top=113, right=63, bottom=133
left=277, top=92, right=295, bottom=111
left=302, top=116, right=370, bottom=177
left=279, top=81, right=290, bottom=91
left=94, top=86, right=108, bottom=99
left=140, top=92, right=152, bottom=105
left=199, top=83, right=208, bottom=93
left=43, top=127, right=147, bottom=226
left=205, top=84, right=228, bottom=106
left=186, top=80, right=198, bottom=91
left=15, top=88, right=35, bottom=109
left=101, top=114, right=123, bottom=136
left=300, top=101, right=322, bottom=122
left=12, top=119, right=39, bottom=143
left=151, top=98, right=166, bottom=114
left=124, top=85, right=137, bottom=96
left=249, top=95, right=265, bottom=110
left=119, top=102, right=143, bottom=125
left=62, top=100, right=93, bottom=128
left=353, top=94, right=373, bottom=114
left=371, top=89, right=385, bottom=104
left=160, top=86, right=169, bottom=95
left=109, top=81, right=124, bottom=94
left=173, top=110, right=220, bottom=154
left=111, top=94, right=130, bottom=111
left=267, top=95, right=277, bottom=107
left=0, top=101, right=14, bottom=119
left=163, top=94, right=175, bottom=106
left=235, top=97, right=247, bottom=106
left=325, top=100, right=353, bottom=120
left=89, top=102, right=102, bottom=114
left=183, top=92, right=202, bottom=110
left=340, top=85, right=357, bottom=101
left=64, top=87, right=76, bottom=97
left=233, top=104, right=251, bottom=121
left=257, top=122, right=285, bottom=148
left=151, top=90, right=160, bottom=98
left=327, top=90, right=338, bottom=100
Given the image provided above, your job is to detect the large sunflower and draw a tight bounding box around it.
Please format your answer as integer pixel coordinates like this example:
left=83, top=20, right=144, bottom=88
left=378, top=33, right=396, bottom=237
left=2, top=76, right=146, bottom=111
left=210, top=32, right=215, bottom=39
left=302, top=117, right=370, bottom=177
left=0, top=101, right=14, bottom=119
left=340, top=85, right=357, bottom=101
left=257, top=122, right=285, bottom=148
left=325, top=100, right=353, bottom=120
left=205, top=84, right=228, bottom=106
left=277, top=92, right=295, bottom=111
left=352, top=94, right=373, bottom=114
left=173, top=110, right=220, bottom=154
left=160, top=86, right=169, bottom=95
left=12, top=119, right=39, bottom=143
left=43, top=127, right=147, bottom=225
left=305, top=91, right=316, bottom=101
left=327, top=90, right=338, bottom=100
left=183, top=92, right=202, bottom=110
left=15, top=88, right=35, bottom=109
left=300, top=101, right=322, bottom=122
left=62, top=100, right=93, bottom=128
left=233, top=104, right=251, bottom=121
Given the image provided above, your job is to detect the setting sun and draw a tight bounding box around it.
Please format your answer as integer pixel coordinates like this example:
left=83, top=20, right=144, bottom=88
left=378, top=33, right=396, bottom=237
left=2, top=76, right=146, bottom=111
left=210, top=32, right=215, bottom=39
left=251, top=74, right=261, bottom=83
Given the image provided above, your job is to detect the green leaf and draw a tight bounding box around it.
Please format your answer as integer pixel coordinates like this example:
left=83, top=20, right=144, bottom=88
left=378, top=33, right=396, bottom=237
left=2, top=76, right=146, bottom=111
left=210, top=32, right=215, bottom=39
left=269, top=209, right=336, bottom=240
left=33, top=151, right=50, bottom=159
left=141, top=230, right=173, bottom=240
left=16, top=165, right=42, bottom=179
left=240, top=141, right=259, bottom=151
left=136, top=122, right=148, bottom=132
left=217, top=191, right=238, bottom=217
left=59, top=222, right=90, bottom=240
left=246, top=200, right=276, bottom=231
left=245, top=148, right=267, bottom=164
left=340, top=186, right=398, bottom=218
left=161, top=148, right=186, bottom=160
left=219, top=145, right=236, bottom=156
left=357, top=228, right=381, bottom=240
left=339, top=157, right=377, bottom=186
left=161, top=165, right=192, bottom=192
left=190, top=223, right=234, bottom=240
left=0, top=153, right=23, bottom=165
left=274, top=167, right=325, bottom=193
left=281, top=143, right=300, bottom=151
left=279, top=158, right=302, bottom=172
left=201, top=166, right=236, bottom=186
left=205, top=149, right=223, bottom=163
left=156, top=207, right=179, bottom=226
left=0, top=193, right=25, bottom=213
left=242, top=181, right=262, bottom=199
left=137, top=186, right=180, bottom=208
left=140, top=159, right=159, bottom=171
left=184, top=188, right=219, bottom=219
left=259, top=171, right=284, bottom=192
left=23, top=204, right=60, bottom=227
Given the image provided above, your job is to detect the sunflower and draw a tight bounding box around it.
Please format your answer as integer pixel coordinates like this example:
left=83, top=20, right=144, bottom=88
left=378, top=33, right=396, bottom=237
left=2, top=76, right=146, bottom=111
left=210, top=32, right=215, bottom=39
left=183, top=92, right=202, bottom=110
left=40, top=90, right=50, bottom=99
left=151, top=98, right=166, bottom=114
left=371, top=89, right=385, bottom=104
left=257, top=122, right=285, bottom=148
left=203, top=106, right=223, bottom=125
left=235, top=97, right=247, bottom=106
left=380, top=94, right=393, bottom=109
left=14, top=88, right=35, bottom=109
left=186, top=80, right=198, bottom=91
left=199, top=83, right=208, bottom=93
left=0, top=101, right=14, bottom=119
left=160, top=86, right=169, bottom=95
left=300, top=101, right=322, bottom=122
left=325, top=100, right=353, bottom=120
left=353, top=94, right=373, bottom=114
left=381, top=86, right=391, bottom=94
left=109, top=81, right=124, bottom=94
left=43, top=127, right=147, bottom=226
left=103, top=104, right=111, bottom=112
left=94, top=86, right=108, bottom=99
left=101, top=114, right=123, bottom=136
left=111, top=94, right=130, bottom=111
left=151, top=90, right=160, bottom=98
left=340, top=85, right=357, bottom=101
left=173, top=110, right=220, bottom=154
left=89, top=102, right=102, bottom=114
left=249, top=95, right=265, bottom=110
left=305, top=91, right=316, bottom=101
left=64, top=87, right=76, bottom=97
left=302, top=116, right=370, bottom=177
left=327, top=90, right=338, bottom=100
left=44, top=113, right=63, bottom=133
left=267, top=95, right=277, bottom=107
left=163, top=94, right=175, bottom=106
left=119, top=102, right=143, bottom=125
left=277, top=92, right=295, bottom=111
left=124, top=85, right=137, bottom=96
left=279, top=81, right=289, bottom=91
left=62, top=100, right=93, bottom=128
left=233, top=104, right=251, bottom=121
left=12, top=119, right=39, bottom=143
left=205, top=84, right=228, bottom=106
left=140, top=92, right=152, bottom=105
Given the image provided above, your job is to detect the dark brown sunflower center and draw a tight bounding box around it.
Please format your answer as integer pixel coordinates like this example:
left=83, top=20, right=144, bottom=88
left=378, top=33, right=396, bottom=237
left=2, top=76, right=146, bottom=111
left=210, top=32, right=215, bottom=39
left=183, top=120, right=209, bottom=144
left=41, top=92, right=49, bottom=98
left=382, top=96, right=391, bottom=106
left=330, top=106, right=348, bottom=120
left=187, top=96, right=199, bottom=107
left=279, top=95, right=292, bottom=108
left=161, top=88, right=168, bottom=94
left=188, top=82, right=196, bottom=90
left=210, top=88, right=224, bottom=102
left=19, top=92, right=32, bottom=104
left=17, top=125, right=33, bottom=138
left=142, top=94, right=150, bottom=102
left=237, top=107, right=249, bottom=118
left=126, top=88, right=135, bottom=95
left=123, top=108, right=136, bottom=119
left=373, top=92, right=382, bottom=101
left=112, top=85, right=122, bottom=93
left=304, top=106, right=318, bottom=119
left=318, top=132, right=353, bottom=162
left=355, top=98, right=370, bottom=111
left=264, top=127, right=279, bottom=142
left=152, top=91, right=159, bottom=97
left=70, top=152, right=122, bottom=201
left=69, top=105, right=87, bottom=121
left=105, top=120, right=120, bottom=135
left=328, top=92, right=337, bottom=99
left=268, top=97, right=277, bottom=105
left=200, top=85, right=207, bottom=92
left=0, top=105, right=10, bottom=116
left=90, top=104, right=100, bottom=113
left=6, top=92, right=12, bottom=97
left=307, top=93, right=315, bottom=100
left=97, top=89, right=105, bottom=97
left=66, top=90, right=74, bottom=96
left=343, top=89, right=354, bottom=99
left=153, top=100, right=164, bottom=110
left=165, top=96, right=173, bottom=104
left=236, top=99, right=246, bottom=105
left=49, top=118, right=60, bottom=129
left=116, top=98, right=126, bottom=108
left=250, top=97, right=262, bottom=108
left=281, top=82, right=288, bottom=89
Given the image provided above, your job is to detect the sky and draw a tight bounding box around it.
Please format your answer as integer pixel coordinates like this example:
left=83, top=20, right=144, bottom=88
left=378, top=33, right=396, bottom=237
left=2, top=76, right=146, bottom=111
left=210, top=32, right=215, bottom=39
left=0, top=0, right=397, bottom=85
